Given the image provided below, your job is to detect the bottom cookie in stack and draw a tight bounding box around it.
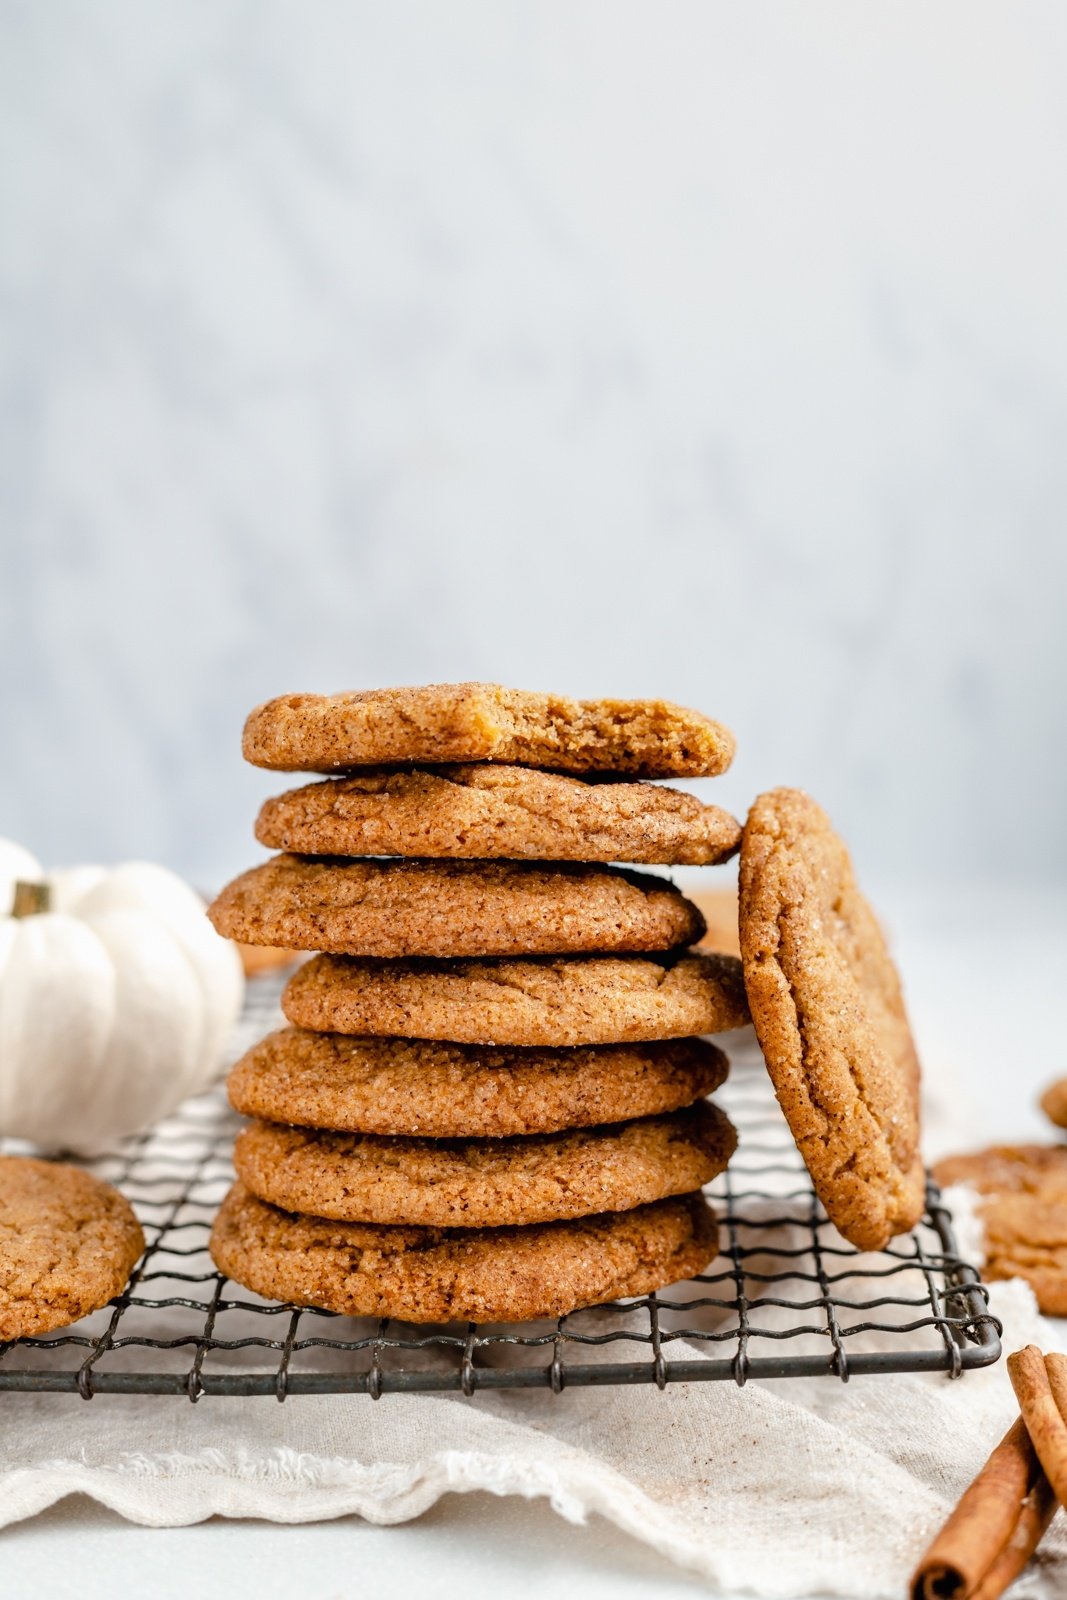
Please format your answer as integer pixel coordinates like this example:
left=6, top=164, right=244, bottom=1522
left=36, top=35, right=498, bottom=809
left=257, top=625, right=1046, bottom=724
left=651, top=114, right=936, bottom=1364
left=212, top=1185, right=719, bottom=1324
left=211, top=1025, right=736, bottom=1321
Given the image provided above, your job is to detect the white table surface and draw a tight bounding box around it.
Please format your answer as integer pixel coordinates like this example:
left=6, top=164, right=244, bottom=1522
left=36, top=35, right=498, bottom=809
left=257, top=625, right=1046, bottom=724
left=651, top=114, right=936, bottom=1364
left=4, top=882, right=1065, bottom=1600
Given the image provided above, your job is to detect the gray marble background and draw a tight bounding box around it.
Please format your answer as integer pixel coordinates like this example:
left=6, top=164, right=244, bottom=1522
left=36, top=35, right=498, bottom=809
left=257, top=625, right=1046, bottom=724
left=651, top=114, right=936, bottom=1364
left=2, top=2, right=1065, bottom=888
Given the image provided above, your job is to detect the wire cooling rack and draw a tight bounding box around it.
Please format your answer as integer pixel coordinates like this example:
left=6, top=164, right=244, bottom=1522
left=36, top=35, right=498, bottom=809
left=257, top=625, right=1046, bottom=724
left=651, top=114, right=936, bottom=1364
left=0, top=973, right=1000, bottom=1400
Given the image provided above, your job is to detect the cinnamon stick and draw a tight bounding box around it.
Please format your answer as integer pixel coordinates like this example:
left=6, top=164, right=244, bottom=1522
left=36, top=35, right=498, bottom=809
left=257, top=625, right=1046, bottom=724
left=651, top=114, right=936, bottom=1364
left=1008, top=1344, right=1067, bottom=1505
left=968, top=1466, right=1057, bottom=1600
left=910, top=1416, right=1055, bottom=1600
left=1043, top=1351, right=1067, bottom=1432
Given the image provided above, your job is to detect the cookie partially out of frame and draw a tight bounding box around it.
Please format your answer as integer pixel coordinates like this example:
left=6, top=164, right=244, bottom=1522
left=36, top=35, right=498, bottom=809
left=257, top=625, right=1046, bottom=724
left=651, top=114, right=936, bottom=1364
left=228, top=1027, right=729, bottom=1138
left=1040, top=1078, right=1067, bottom=1130
left=254, top=766, right=742, bottom=866
left=208, top=854, right=705, bottom=959
left=739, top=788, right=923, bottom=1252
left=210, top=1183, right=718, bottom=1323
left=934, top=1145, right=1067, bottom=1316
left=233, top=1101, right=736, bottom=1228
left=242, top=683, right=735, bottom=778
left=0, top=1157, right=144, bottom=1341
left=282, top=951, right=751, bottom=1048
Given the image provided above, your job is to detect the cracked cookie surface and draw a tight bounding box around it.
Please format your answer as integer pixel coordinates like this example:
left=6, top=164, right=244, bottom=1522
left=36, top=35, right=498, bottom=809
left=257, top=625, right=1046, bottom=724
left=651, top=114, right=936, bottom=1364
left=738, top=788, right=923, bottom=1251
left=233, top=1101, right=736, bottom=1227
left=255, top=764, right=742, bottom=865
left=209, top=854, right=704, bottom=958
left=934, top=1145, right=1067, bottom=1315
left=283, top=950, right=750, bottom=1047
left=228, top=1027, right=729, bottom=1137
left=210, top=1183, right=718, bottom=1322
left=242, top=683, right=735, bottom=778
left=0, top=1157, right=145, bottom=1341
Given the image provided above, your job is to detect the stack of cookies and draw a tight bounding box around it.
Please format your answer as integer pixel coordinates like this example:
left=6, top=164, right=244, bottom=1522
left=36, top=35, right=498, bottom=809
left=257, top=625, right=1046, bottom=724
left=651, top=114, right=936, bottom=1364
left=208, top=684, right=750, bottom=1323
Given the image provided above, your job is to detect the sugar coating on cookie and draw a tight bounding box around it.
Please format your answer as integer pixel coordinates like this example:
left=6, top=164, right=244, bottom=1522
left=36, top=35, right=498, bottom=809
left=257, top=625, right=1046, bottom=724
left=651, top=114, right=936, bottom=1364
left=934, top=1145, right=1067, bottom=1316
left=228, top=1027, right=729, bottom=1137
left=283, top=950, right=751, bottom=1047
left=210, top=1183, right=718, bottom=1322
left=255, top=766, right=742, bottom=866
left=208, top=854, right=705, bottom=959
left=242, top=683, right=735, bottom=778
left=0, top=1157, right=144, bottom=1341
left=233, top=1101, right=736, bottom=1228
left=739, top=788, right=923, bottom=1252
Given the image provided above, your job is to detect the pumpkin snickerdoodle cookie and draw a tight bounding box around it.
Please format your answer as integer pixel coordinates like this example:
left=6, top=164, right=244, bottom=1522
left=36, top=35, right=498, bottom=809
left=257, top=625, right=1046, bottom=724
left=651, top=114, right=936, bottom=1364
left=1040, top=1079, right=1067, bottom=1130
left=228, top=1028, right=729, bottom=1138
left=208, top=854, right=704, bottom=959
left=255, top=766, right=742, bottom=866
left=738, top=788, right=923, bottom=1252
left=934, top=1145, right=1067, bottom=1316
left=232, top=1101, right=736, bottom=1228
left=210, top=1183, right=718, bottom=1322
left=0, top=1157, right=144, bottom=1341
left=242, top=683, right=735, bottom=779
left=283, top=950, right=750, bottom=1047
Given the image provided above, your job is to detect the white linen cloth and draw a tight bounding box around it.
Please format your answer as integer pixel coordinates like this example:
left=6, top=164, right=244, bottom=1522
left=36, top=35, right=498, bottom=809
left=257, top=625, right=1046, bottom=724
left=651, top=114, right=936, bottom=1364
left=1, top=1028, right=1064, bottom=1597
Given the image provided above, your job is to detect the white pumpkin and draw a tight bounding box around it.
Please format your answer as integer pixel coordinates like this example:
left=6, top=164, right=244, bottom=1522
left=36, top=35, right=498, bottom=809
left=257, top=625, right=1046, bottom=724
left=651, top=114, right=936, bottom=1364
left=0, top=840, right=244, bottom=1150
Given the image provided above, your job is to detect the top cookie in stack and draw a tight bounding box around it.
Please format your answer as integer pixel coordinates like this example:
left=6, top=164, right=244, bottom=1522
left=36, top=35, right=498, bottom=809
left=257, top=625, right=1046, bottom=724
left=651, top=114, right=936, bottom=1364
left=208, top=684, right=749, bottom=1323
left=240, top=683, right=738, bottom=780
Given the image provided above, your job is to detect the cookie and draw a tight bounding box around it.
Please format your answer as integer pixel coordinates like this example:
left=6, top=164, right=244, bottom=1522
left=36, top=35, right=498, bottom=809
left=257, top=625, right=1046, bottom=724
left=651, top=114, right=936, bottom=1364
left=208, top=855, right=705, bottom=959
left=0, top=1157, right=144, bottom=1341
left=237, top=942, right=300, bottom=979
left=242, top=683, right=735, bottom=778
left=283, top=950, right=751, bottom=1047
left=934, top=1146, right=1067, bottom=1316
left=1040, top=1079, right=1067, bottom=1130
left=210, top=1182, right=717, bottom=1322
left=233, top=1101, right=736, bottom=1228
left=228, top=1027, right=729, bottom=1137
left=693, top=885, right=741, bottom=956
left=738, top=788, right=923, bottom=1252
left=254, top=766, right=742, bottom=866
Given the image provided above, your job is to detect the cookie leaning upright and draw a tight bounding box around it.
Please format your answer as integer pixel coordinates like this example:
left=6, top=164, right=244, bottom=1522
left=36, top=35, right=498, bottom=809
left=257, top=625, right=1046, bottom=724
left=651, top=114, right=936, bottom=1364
left=738, top=788, right=923, bottom=1252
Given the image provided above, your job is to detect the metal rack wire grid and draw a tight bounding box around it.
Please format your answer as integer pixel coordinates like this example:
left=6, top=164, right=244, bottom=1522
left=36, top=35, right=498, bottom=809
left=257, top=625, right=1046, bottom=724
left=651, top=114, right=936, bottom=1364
left=0, top=971, right=1001, bottom=1400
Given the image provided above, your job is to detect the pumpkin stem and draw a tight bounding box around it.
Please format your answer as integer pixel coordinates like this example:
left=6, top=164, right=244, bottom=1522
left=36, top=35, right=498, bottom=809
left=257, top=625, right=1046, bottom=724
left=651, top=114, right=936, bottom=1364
left=11, top=880, right=51, bottom=917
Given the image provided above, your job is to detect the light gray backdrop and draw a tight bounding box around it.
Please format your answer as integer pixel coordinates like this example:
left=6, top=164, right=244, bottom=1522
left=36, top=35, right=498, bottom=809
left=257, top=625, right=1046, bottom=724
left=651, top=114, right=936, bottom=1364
left=2, top=2, right=1065, bottom=888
